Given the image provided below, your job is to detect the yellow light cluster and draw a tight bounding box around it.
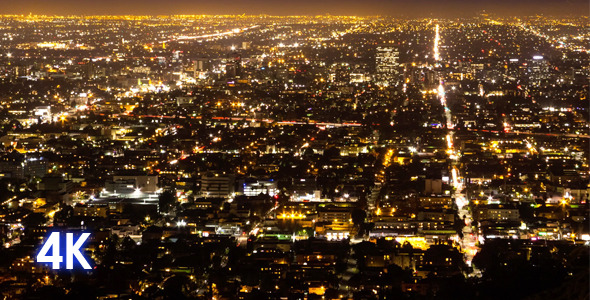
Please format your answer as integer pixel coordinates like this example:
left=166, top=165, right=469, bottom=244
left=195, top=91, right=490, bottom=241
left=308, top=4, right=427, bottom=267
left=279, top=212, right=305, bottom=219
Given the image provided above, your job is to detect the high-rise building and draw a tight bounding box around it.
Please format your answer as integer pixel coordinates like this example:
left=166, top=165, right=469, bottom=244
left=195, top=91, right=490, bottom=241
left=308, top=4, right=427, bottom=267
left=376, top=46, right=399, bottom=75
left=375, top=46, right=399, bottom=85
left=85, top=61, right=95, bottom=79
left=527, top=55, right=550, bottom=87
left=194, top=58, right=209, bottom=72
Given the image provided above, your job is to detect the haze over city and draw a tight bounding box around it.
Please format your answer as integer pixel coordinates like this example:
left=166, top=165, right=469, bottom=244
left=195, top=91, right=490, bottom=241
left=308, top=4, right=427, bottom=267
left=2, top=0, right=589, bottom=16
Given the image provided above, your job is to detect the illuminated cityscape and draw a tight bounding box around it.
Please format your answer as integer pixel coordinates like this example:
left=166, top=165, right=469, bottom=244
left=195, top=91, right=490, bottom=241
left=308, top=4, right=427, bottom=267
left=0, top=6, right=587, bottom=300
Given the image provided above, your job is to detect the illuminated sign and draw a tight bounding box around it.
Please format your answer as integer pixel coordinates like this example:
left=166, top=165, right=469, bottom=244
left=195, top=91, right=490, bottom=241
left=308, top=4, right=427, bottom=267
left=36, top=232, right=92, bottom=270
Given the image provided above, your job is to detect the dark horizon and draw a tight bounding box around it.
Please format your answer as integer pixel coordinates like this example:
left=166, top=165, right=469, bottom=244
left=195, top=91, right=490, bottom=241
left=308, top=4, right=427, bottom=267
left=2, top=0, right=589, bottom=17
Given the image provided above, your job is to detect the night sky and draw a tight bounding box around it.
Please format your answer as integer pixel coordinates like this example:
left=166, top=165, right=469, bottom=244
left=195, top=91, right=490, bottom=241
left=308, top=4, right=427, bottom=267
left=2, top=0, right=588, bottom=16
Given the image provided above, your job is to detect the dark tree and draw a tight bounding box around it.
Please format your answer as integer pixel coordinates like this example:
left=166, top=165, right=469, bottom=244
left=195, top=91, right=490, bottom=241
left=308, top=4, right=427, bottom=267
left=159, top=190, right=176, bottom=213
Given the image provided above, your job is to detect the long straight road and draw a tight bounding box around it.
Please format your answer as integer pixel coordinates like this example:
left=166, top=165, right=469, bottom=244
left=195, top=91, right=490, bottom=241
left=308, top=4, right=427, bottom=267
left=433, top=23, right=479, bottom=270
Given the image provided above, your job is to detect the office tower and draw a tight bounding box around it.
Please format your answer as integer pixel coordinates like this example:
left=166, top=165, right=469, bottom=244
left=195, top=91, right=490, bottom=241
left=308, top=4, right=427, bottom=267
left=376, top=46, right=399, bottom=84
